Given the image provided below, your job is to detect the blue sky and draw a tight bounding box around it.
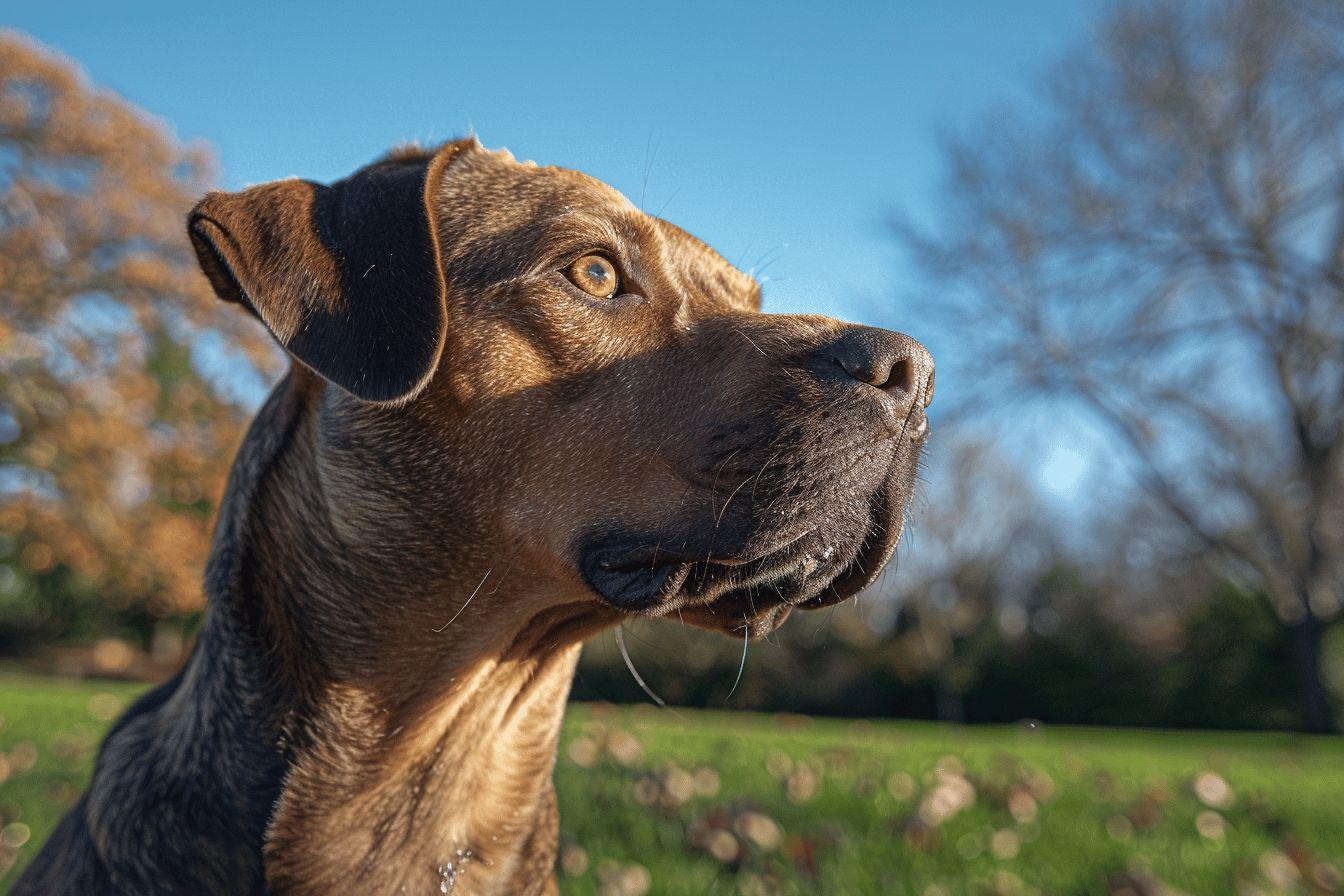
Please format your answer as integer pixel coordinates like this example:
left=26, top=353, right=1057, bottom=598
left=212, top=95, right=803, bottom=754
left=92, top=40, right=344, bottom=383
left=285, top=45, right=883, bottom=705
left=8, top=0, right=1105, bottom=507
left=8, top=0, right=1100, bottom=322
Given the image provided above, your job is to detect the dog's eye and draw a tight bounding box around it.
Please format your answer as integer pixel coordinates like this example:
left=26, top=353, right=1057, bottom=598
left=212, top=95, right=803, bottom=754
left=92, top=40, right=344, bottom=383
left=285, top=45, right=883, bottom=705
left=566, top=254, right=619, bottom=299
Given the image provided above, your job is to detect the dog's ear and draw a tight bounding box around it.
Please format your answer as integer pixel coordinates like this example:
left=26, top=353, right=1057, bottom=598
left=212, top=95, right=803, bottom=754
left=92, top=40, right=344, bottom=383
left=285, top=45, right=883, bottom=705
left=188, top=144, right=464, bottom=404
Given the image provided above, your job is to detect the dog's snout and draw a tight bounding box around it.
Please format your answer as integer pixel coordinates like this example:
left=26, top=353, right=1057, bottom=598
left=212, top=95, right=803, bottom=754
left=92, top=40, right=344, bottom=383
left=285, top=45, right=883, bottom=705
left=819, top=327, right=934, bottom=409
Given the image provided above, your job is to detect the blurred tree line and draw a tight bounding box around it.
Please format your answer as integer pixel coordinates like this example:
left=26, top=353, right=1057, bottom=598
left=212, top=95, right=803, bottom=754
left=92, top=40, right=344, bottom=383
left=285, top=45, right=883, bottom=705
left=2, top=1, right=1342, bottom=733
left=0, top=33, right=279, bottom=654
left=888, top=0, right=1344, bottom=732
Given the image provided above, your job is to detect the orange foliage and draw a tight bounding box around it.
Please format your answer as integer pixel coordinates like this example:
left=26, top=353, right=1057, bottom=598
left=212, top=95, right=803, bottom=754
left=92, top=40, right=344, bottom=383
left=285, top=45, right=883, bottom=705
left=0, top=32, right=281, bottom=621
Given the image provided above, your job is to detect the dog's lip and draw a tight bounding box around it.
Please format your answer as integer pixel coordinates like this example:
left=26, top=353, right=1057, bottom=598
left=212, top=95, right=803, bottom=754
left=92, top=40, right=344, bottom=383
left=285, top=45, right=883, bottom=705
left=582, top=529, right=813, bottom=615
left=582, top=547, right=686, bottom=612
left=702, top=530, right=812, bottom=567
left=595, top=530, right=809, bottom=574
left=799, top=487, right=903, bottom=609
left=583, top=468, right=906, bottom=619
left=677, top=598, right=795, bottom=638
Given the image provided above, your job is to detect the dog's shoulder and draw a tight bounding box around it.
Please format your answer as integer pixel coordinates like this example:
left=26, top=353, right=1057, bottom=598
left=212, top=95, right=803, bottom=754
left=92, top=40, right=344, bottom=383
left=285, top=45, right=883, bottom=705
left=14, top=655, right=281, bottom=895
left=11, top=672, right=184, bottom=894
left=9, top=794, right=117, bottom=895
left=14, top=655, right=280, bottom=891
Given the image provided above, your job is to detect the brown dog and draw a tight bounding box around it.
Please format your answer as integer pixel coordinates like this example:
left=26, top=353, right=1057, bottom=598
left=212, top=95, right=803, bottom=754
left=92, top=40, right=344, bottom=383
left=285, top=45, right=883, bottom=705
left=14, top=138, right=933, bottom=895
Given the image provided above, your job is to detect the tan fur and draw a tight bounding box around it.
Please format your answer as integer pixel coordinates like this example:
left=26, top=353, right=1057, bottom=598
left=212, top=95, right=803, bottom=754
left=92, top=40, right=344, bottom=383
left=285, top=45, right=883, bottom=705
left=16, top=138, right=932, bottom=896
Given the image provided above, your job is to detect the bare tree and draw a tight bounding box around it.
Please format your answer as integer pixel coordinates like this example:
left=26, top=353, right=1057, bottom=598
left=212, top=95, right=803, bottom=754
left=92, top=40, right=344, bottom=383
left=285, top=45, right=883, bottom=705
left=897, top=0, right=1344, bottom=731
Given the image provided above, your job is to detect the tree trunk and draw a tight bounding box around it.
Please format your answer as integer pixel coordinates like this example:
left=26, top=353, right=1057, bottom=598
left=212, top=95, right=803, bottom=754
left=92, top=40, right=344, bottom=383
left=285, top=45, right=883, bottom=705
left=1288, top=611, right=1336, bottom=734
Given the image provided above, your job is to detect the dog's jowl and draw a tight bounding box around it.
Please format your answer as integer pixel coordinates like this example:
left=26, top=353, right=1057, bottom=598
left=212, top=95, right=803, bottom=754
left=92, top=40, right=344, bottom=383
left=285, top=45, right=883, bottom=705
left=14, top=138, right=933, bottom=896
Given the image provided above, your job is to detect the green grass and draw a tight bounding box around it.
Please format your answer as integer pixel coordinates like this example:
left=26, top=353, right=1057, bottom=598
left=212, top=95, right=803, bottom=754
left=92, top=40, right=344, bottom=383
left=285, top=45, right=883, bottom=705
left=1, top=673, right=1342, bottom=895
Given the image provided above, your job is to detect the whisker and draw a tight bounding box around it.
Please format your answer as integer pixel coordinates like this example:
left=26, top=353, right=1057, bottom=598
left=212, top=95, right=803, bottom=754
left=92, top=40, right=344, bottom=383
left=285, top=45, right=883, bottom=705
left=731, top=327, right=769, bottom=358
left=750, top=447, right=787, bottom=501
left=653, top=188, right=680, bottom=219
left=433, top=565, right=495, bottom=633
left=711, top=448, right=744, bottom=494
left=725, top=618, right=750, bottom=701
left=736, top=241, right=755, bottom=271
left=639, top=134, right=654, bottom=210
left=715, top=475, right=753, bottom=526
left=615, top=625, right=668, bottom=708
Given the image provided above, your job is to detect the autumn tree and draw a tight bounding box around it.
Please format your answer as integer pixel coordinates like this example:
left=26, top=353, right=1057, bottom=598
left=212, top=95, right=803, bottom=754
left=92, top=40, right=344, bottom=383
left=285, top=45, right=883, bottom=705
left=897, top=0, right=1344, bottom=731
left=0, top=32, right=279, bottom=645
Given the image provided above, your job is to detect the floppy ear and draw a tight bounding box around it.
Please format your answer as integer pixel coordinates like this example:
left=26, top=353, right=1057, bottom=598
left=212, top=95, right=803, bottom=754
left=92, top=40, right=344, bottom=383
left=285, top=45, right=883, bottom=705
left=188, top=144, right=464, bottom=403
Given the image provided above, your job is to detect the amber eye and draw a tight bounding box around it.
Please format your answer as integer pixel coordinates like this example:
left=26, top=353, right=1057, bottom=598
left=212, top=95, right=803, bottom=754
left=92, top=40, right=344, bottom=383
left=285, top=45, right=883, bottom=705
left=566, top=254, right=619, bottom=298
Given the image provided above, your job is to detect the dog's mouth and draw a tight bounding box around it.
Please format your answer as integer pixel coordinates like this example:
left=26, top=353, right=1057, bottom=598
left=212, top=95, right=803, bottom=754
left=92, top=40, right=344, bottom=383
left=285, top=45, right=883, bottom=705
left=579, top=478, right=906, bottom=638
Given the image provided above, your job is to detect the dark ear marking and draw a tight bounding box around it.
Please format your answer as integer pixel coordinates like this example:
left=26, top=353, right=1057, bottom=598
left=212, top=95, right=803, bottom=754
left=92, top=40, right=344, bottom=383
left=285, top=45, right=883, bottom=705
left=188, top=142, right=466, bottom=404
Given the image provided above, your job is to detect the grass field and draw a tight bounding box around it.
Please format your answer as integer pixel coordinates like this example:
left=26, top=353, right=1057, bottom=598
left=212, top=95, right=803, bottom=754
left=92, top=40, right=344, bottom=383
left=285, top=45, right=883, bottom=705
left=1, top=673, right=1341, bottom=895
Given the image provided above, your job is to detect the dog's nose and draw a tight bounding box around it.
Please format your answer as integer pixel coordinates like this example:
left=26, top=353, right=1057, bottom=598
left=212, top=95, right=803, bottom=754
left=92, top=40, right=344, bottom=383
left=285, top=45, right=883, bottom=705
left=819, top=327, right=935, bottom=410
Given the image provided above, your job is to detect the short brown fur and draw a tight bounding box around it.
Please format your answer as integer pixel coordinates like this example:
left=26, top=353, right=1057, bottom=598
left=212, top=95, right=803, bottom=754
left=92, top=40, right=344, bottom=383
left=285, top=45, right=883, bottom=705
left=15, top=138, right=932, bottom=895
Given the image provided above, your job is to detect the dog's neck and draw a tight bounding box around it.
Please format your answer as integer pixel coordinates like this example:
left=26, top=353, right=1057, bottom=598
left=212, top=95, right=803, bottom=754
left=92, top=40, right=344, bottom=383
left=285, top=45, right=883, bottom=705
left=179, top=373, right=613, bottom=895
left=261, top=615, right=588, bottom=896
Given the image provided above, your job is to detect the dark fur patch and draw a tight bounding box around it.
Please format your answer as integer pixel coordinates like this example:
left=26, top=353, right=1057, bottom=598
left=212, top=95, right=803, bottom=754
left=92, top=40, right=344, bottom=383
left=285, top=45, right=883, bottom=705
left=188, top=148, right=463, bottom=403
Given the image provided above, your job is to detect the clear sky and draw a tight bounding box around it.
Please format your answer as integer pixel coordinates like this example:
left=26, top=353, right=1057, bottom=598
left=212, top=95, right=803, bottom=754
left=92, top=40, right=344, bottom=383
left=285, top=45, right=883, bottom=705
left=8, top=0, right=1100, bottom=327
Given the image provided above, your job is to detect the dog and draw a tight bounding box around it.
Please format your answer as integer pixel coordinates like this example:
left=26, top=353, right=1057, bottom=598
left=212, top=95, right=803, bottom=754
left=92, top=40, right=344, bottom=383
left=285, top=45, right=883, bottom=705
left=14, top=137, right=933, bottom=895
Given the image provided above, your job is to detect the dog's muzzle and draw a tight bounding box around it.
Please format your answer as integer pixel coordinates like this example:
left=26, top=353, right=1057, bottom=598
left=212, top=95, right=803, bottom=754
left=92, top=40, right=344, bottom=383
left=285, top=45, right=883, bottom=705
left=579, top=325, right=933, bottom=628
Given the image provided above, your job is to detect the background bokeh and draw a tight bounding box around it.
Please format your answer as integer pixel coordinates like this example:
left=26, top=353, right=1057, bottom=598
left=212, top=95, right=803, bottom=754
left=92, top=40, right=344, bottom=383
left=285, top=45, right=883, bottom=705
left=1, top=1, right=1343, bottom=893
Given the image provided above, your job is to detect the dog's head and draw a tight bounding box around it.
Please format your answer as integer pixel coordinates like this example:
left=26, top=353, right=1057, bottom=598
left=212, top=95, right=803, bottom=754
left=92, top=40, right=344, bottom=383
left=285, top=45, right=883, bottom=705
left=189, top=139, right=932, bottom=639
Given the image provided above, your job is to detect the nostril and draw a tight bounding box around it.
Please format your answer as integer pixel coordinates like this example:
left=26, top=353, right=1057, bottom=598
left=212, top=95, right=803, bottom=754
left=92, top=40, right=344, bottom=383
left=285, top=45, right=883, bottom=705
left=821, top=328, right=933, bottom=403
left=835, top=351, right=916, bottom=395
left=881, top=357, right=914, bottom=395
left=834, top=355, right=872, bottom=386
